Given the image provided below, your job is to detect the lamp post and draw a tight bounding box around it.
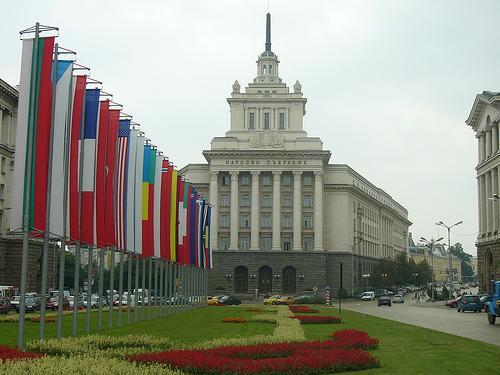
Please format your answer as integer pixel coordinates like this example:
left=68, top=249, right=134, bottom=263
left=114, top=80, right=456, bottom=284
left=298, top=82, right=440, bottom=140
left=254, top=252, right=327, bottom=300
left=436, top=221, right=462, bottom=298
left=362, top=274, right=370, bottom=292
left=412, top=273, right=419, bottom=287
left=381, top=273, right=388, bottom=291
left=419, top=237, right=443, bottom=302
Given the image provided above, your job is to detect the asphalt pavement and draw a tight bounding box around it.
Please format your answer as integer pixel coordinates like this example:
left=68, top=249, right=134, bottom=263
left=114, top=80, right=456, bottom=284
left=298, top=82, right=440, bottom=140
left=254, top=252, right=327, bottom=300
left=341, top=296, right=500, bottom=347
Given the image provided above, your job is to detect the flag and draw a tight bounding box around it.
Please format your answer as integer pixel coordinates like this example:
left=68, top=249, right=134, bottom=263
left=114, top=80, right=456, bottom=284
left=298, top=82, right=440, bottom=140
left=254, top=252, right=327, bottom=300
left=80, top=89, right=100, bottom=245
left=206, top=205, right=212, bottom=269
left=68, top=75, right=86, bottom=243
left=116, top=119, right=130, bottom=251
left=188, top=187, right=197, bottom=265
left=49, top=59, right=73, bottom=238
left=169, top=169, right=178, bottom=261
left=160, top=159, right=171, bottom=260
left=95, top=100, right=109, bottom=248
left=12, top=35, right=55, bottom=234
left=141, top=144, right=155, bottom=257
left=134, top=134, right=145, bottom=255
left=104, top=109, right=119, bottom=246
left=176, top=179, right=187, bottom=263
left=153, top=152, right=162, bottom=258
left=125, top=129, right=138, bottom=253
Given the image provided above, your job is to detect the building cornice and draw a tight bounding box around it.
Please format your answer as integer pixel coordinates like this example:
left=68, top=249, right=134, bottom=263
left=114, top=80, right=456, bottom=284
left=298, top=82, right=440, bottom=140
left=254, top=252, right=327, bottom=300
left=0, top=79, right=18, bottom=111
left=466, top=91, right=500, bottom=130
left=202, top=149, right=331, bottom=164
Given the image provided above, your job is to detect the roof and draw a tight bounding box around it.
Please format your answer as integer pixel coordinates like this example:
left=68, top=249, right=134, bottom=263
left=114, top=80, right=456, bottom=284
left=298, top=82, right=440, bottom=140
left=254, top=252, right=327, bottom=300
left=465, top=91, right=500, bottom=130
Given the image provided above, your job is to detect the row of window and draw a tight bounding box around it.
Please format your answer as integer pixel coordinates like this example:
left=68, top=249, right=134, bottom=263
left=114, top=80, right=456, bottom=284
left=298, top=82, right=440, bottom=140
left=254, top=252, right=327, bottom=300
left=219, top=192, right=313, bottom=208
left=220, top=174, right=314, bottom=186
left=219, top=235, right=314, bottom=251
left=248, top=111, right=285, bottom=130
left=220, top=213, right=313, bottom=229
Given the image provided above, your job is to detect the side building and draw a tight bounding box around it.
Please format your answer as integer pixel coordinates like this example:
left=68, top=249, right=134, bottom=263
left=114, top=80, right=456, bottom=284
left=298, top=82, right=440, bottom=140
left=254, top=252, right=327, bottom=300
left=466, top=91, right=500, bottom=292
left=181, top=13, right=411, bottom=297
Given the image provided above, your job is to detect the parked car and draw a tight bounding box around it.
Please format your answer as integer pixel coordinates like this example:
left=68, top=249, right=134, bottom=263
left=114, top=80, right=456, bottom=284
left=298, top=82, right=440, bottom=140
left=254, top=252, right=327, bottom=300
left=446, top=295, right=463, bottom=308
left=276, top=296, right=295, bottom=305
left=392, top=294, right=404, bottom=303
left=377, top=295, right=392, bottom=307
left=47, top=296, right=70, bottom=311
left=10, top=295, right=20, bottom=311
left=83, top=296, right=109, bottom=309
left=219, top=295, right=241, bottom=305
left=479, top=295, right=491, bottom=312
left=361, top=292, right=375, bottom=301
left=15, top=297, right=39, bottom=313
left=457, top=295, right=482, bottom=313
left=0, top=297, right=11, bottom=314
left=67, top=296, right=84, bottom=309
left=263, top=295, right=282, bottom=305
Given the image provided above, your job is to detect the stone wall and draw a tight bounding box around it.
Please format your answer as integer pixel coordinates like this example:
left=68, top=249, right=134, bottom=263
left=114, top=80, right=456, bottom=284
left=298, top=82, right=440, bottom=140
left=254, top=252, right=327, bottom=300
left=477, top=242, right=500, bottom=293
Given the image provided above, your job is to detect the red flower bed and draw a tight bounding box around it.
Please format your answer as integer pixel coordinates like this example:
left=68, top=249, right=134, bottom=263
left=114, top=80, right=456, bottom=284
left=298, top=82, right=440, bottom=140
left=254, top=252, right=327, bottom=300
left=288, top=306, right=319, bottom=314
left=0, top=345, right=44, bottom=362
left=330, top=329, right=379, bottom=350
left=129, top=338, right=380, bottom=374
left=291, top=315, right=341, bottom=324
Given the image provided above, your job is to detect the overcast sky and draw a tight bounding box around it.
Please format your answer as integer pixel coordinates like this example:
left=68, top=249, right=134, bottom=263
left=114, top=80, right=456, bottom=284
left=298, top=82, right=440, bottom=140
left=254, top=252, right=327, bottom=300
left=3, top=0, right=499, bottom=256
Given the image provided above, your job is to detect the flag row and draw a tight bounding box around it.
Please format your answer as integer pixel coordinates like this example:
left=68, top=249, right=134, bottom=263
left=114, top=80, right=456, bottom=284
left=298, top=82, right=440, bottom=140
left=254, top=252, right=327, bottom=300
left=11, top=32, right=212, bottom=268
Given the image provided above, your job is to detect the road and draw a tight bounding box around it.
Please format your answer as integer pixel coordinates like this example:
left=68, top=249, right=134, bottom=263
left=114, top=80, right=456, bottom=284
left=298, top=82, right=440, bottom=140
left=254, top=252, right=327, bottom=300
left=341, top=298, right=500, bottom=347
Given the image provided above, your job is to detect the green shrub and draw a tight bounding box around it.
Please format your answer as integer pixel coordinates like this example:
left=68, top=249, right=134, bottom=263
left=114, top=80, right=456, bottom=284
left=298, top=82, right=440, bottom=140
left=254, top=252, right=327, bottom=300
left=294, top=297, right=324, bottom=304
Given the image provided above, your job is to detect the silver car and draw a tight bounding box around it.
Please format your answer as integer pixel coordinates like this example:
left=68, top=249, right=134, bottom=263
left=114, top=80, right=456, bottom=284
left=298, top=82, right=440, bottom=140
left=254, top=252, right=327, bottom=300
left=392, top=294, right=404, bottom=303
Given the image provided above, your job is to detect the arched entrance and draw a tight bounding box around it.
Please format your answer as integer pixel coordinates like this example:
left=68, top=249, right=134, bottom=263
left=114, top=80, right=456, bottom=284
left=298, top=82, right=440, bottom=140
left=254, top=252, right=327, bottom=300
left=485, top=248, right=495, bottom=293
left=259, top=266, right=272, bottom=295
left=282, top=266, right=296, bottom=294
left=234, top=266, right=248, bottom=293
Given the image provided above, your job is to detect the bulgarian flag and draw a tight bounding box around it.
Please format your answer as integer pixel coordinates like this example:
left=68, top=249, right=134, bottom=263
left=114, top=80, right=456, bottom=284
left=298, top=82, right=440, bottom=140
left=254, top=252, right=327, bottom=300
left=11, top=35, right=55, bottom=235
left=104, top=109, right=119, bottom=247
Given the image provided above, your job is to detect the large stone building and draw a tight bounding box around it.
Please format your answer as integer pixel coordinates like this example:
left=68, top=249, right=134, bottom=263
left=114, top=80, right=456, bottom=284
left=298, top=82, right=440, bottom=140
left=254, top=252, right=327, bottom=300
left=0, top=78, right=56, bottom=292
left=181, top=14, right=411, bottom=297
left=466, top=91, right=500, bottom=292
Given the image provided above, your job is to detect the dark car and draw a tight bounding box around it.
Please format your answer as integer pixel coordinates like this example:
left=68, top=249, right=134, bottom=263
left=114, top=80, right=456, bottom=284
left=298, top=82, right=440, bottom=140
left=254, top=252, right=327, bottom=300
left=446, top=295, right=463, bottom=308
left=0, top=297, right=11, bottom=314
left=378, top=295, right=392, bottom=307
left=457, top=295, right=482, bottom=313
left=219, top=295, right=241, bottom=305
left=15, top=297, right=39, bottom=313
left=479, top=295, right=491, bottom=312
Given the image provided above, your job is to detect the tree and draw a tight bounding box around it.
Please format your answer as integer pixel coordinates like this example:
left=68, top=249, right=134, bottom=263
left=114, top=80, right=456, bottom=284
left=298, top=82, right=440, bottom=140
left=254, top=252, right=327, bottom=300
left=450, top=243, right=474, bottom=281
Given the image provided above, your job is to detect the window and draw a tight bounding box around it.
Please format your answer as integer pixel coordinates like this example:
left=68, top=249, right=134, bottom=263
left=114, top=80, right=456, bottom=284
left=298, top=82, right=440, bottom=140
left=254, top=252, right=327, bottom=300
left=264, top=113, right=270, bottom=129
left=221, top=175, right=230, bottom=186
left=303, top=215, right=313, bottom=229
left=241, top=175, right=250, bottom=185
left=220, top=214, right=229, bottom=228
left=249, top=112, right=255, bottom=129
left=303, top=175, right=313, bottom=186
left=219, top=235, right=229, bottom=250
left=282, top=175, right=292, bottom=186
left=0, top=185, right=5, bottom=200
left=283, top=238, right=292, bottom=251
left=239, top=235, right=250, bottom=251
left=268, top=64, right=272, bottom=74
left=261, top=214, right=271, bottom=228
left=240, top=214, right=250, bottom=228
left=282, top=214, right=292, bottom=228
left=263, top=65, right=266, bottom=74
left=240, top=193, right=250, bottom=207
left=220, top=193, right=230, bottom=207
left=260, top=236, right=271, bottom=251
left=283, top=193, right=292, bottom=207
left=1, top=157, right=5, bottom=174
left=279, top=113, right=285, bottom=129
left=303, top=236, right=313, bottom=251
left=262, top=175, right=271, bottom=186
left=303, top=194, right=313, bottom=207
left=261, top=194, right=272, bottom=207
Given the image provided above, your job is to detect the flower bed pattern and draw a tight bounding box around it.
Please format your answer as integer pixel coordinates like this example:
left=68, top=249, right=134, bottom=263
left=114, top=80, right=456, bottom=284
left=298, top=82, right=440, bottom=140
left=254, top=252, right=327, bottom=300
left=291, top=315, right=341, bottom=324
left=288, top=305, right=319, bottom=314
left=330, top=329, right=379, bottom=350
left=222, top=317, right=246, bottom=323
left=129, top=330, right=380, bottom=374
left=30, top=316, right=56, bottom=323
left=0, top=345, right=44, bottom=362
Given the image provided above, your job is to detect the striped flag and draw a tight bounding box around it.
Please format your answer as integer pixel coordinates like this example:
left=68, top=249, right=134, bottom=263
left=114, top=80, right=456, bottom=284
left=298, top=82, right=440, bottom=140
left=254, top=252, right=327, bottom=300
left=116, top=119, right=130, bottom=250
left=153, top=152, right=162, bottom=258
left=12, top=35, right=55, bottom=234
left=134, top=134, right=145, bottom=255
left=141, top=144, right=155, bottom=257
left=104, top=109, right=119, bottom=246
left=80, top=89, right=100, bottom=246
left=176, top=179, right=187, bottom=264
left=160, top=160, right=171, bottom=260
left=169, top=169, right=178, bottom=261
left=125, top=129, right=139, bottom=253
left=49, top=59, right=73, bottom=238
left=95, top=100, right=109, bottom=248
left=188, top=187, right=197, bottom=265
left=206, top=206, right=212, bottom=269
left=67, top=75, right=86, bottom=243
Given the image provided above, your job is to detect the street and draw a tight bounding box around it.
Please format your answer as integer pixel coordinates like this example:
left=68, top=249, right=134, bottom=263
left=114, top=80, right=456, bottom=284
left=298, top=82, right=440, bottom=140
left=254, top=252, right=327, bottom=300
left=341, top=297, right=500, bottom=347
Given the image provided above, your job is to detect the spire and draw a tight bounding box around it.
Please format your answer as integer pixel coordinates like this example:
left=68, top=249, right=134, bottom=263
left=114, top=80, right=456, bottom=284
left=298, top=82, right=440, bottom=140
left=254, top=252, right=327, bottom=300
left=265, top=13, right=271, bottom=51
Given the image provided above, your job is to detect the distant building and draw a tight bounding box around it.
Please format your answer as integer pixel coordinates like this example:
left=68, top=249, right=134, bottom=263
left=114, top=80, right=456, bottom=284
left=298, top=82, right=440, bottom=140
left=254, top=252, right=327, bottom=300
left=0, top=78, right=57, bottom=292
left=471, top=257, right=478, bottom=277
left=466, top=91, right=500, bottom=292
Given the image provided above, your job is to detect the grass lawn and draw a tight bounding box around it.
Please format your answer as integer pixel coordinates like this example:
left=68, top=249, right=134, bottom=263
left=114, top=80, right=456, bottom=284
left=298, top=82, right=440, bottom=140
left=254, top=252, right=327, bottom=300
left=2, top=304, right=500, bottom=374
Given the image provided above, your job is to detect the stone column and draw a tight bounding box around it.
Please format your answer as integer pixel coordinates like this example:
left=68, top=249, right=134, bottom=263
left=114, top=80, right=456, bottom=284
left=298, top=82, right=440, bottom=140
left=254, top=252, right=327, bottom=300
left=292, top=171, right=302, bottom=251
left=313, top=171, right=323, bottom=250
left=229, top=171, right=239, bottom=250
left=250, top=171, right=260, bottom=250
left=271, top=171, right=281, bottom=250
left=493, top=168, right=499, bottom=233
left=486, top=130, right=492, bottom=158
left=209, top=171, right=219, bottom=250
left=493, top=124, right=499, bottom=154
left=486, top=171, right=492, bottom=234
left=479, top=174, right=486, bottom=236
left=0, top=110, right=3, bottom=144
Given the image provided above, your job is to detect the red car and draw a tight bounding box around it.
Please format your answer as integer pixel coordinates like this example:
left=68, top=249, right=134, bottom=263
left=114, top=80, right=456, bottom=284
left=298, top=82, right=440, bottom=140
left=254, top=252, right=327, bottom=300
left=446, top=295, right=463, bottom=308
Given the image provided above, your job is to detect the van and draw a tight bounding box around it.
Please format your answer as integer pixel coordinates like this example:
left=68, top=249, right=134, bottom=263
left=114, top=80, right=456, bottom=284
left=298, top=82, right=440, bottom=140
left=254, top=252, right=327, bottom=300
left=361, top=291, right=375, bottom=301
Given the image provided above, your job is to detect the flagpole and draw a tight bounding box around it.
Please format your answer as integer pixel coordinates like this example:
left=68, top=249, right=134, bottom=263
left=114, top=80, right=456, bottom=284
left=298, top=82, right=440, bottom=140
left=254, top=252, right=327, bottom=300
left=164, top=260, right=169, bottom=315
left=141, top=257, right=146, bottom=320
left=134, top=254, right=139, bottom=322
left=118, top=249, right=123, bottom=326
left=153, top=257, right=158, bottom=318
left=86, top=245, right=93, bottom=333
left=148, top=257, right=152, bottom=319
left=127, top=252, right=132, bottom=324
left=108, top=248, right=115, bottom=328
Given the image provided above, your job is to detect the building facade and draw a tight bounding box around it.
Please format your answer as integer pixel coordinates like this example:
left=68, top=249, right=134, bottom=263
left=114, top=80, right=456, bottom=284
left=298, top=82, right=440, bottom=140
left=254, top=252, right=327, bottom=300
left=0, top=78, right=56, bottom=292
left=466, top=91, right=500, bottom=292
left=181, top=14, right=411, bottom=297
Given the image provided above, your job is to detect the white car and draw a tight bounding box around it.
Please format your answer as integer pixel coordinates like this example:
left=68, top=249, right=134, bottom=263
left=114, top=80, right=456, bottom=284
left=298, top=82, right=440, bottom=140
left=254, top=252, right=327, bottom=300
left=361, top=291, right=375, bottom=301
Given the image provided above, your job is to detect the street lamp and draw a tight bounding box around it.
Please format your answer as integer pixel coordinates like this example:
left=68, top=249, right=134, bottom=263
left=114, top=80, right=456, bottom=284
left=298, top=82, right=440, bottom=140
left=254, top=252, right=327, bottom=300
left=362, top=274, right=370, bottom=291
left=436, top=220, right=462, bottom=297
left=419, top=237, right=443, bottom=301
left=412, top=273, right=419, bottom=287
left=381, top=273, right=388, bottom=291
